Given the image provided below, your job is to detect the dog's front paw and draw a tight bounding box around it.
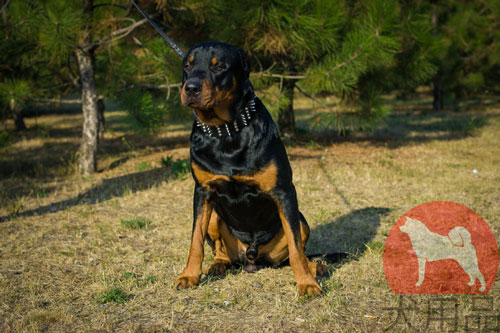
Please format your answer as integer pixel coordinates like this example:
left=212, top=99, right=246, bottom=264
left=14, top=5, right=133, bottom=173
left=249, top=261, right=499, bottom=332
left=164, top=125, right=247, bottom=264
left=297, top=280, right=322, bottom=296
left=175, top=275, right=200, bottom=289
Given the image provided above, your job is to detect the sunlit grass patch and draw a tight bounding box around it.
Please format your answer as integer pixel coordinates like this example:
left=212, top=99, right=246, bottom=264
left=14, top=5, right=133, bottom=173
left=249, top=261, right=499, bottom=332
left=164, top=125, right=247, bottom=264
left=120, top=217, right=152, bottom=229
left=94, top=288, right=130, bottom=304
left=120, top=272, right=157, bottom=287
left=136, top=161, right=152, bottom=171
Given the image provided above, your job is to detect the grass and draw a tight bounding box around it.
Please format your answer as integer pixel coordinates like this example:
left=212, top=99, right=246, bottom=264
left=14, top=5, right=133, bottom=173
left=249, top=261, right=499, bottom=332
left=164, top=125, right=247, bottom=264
left=120, top=217, right=152, bottom=229
left=94, top=288, right=130, bottom=304
left=0, top=92, right=500, bottom=331
left=161, top=155, right=191, bottom=179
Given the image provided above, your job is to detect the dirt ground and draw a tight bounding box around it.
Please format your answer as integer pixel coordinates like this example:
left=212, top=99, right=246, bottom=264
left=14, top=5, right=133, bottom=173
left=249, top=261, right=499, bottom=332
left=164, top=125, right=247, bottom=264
left=1, top=95, right=500, bottom=331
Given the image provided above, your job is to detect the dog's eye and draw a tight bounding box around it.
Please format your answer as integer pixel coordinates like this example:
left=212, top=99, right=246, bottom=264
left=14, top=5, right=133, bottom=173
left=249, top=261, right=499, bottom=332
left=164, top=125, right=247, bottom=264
left=214, top=65, right=225, bottom=72
left=184, top=64, right=192, bottom=71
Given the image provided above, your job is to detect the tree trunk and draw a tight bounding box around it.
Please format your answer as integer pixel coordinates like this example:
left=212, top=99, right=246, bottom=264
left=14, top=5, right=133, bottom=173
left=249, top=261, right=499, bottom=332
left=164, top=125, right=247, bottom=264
left=278, top=79, right=296, bottom=136
left=10, top=98, right=26, bottom=131
left=433, top=73, right=443, bottom=112
left=431, top=3, right=443, bottom=112
left=76, top=0, right=99, bottom=175
left=76, top=47, right=99, bottom=174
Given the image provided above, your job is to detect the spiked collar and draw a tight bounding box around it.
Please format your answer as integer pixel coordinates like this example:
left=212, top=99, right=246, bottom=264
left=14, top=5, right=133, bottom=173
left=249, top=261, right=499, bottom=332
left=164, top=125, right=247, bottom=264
left=194, top=97, right=257, bottom=138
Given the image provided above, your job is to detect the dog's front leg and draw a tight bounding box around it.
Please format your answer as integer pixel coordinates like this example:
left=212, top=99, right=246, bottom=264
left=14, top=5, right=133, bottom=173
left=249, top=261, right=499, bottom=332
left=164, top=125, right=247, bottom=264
left=416, top=257, right=426, bottom=287
left=175, top=187, right=213, bottom=289
left=274, top=187, right=322, bottom=296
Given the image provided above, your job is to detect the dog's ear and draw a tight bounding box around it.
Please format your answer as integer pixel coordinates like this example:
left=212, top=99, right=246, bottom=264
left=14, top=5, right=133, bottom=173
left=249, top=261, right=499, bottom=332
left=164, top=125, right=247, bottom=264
left=238, top=49, right=250, bottom=78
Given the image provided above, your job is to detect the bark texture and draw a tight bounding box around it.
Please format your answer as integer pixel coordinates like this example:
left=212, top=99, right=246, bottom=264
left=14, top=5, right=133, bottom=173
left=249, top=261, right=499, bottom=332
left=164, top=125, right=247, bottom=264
left=278, top=79, right=296, bottom=136
left=76, top=47, right=98, bottom=174
left=76, top=0, right=99, bottom=175
left=10, top=98, right=26, bottom=131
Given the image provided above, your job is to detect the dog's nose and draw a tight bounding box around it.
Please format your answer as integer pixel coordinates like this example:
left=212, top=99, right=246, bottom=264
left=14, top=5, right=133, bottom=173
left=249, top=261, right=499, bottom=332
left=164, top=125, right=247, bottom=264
left=184, top=80, right=202, bottom=96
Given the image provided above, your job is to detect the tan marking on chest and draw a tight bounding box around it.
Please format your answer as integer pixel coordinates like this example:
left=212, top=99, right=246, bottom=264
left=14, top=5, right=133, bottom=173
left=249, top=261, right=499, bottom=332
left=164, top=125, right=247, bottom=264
left=232, top=161, right=278, bottom=192
left=192, top=161, right=278, bottom=192
left=192, top=163, right=230, bottom=188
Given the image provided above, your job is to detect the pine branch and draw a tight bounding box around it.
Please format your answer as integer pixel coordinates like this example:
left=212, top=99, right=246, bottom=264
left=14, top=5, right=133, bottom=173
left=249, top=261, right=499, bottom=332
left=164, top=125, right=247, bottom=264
left=120, top=83, right=182, bottom=90
left=324, top=45, right=362, bottom=78
left=80, top=17, right=149, bottom=48
left=33, top=98, right=83, bottom=104
left=132, top=36, right=162, bottom=62
left=1, top=0, right=10, bottom=14
left=251, top=72, right=305, bottom=80
left=295, top=85, right=339, bottom=115
left=93, top=3, right=128, bottom=10
left=32, top=96, right=104, bottom=104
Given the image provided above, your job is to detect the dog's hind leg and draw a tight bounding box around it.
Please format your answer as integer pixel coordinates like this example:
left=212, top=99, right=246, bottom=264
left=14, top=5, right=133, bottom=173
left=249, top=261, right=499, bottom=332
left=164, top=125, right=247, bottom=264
left=258, top=212, right=328, bottom=278
left=206, top=211, right=244, bottom=276
left=416, top=257, right=426, bottom=286
left=478, top=274, right=486, bottom=292
left=465, top=267, right=486, bottom=292
left=299, top=212, right=328, bottom=278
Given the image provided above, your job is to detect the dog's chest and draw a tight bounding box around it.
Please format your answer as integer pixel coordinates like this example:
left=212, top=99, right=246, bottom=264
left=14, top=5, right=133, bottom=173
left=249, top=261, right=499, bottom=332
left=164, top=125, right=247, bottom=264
left=191, top=161, right=277, bottom=193
left=191, top=161, right=281, bottom=232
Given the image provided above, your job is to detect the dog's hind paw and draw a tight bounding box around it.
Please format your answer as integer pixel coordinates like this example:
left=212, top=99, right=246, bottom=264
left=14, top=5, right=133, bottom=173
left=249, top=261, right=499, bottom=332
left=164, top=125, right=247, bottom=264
left=315, top=262, right=329, bottom=277
left=207, top=262, right=228, bottom=276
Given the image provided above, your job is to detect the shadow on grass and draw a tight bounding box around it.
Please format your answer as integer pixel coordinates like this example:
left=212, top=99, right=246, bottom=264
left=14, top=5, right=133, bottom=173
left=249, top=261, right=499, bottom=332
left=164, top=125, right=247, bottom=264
left=0, top=167, right=174, bottom=222
left=292, top=111, right=495, bottom=149
left=304, top=207, right=391, bottom=268
left=0, top=134, right=189, bottom=179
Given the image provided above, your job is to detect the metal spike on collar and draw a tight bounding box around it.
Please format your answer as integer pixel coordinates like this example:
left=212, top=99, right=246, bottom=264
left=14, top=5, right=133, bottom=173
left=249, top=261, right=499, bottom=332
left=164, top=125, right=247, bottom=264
left=195, top=97, right=256, bottom=137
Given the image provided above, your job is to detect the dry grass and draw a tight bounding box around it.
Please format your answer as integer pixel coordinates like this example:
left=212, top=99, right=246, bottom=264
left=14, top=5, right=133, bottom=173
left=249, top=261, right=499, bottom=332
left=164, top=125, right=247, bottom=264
left=1, top=95, right=500, bottom=331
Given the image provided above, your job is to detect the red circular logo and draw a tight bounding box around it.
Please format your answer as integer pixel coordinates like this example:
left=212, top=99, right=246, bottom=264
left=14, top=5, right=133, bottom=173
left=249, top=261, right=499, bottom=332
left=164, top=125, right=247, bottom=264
left=383, top=201, right=498, bottom=294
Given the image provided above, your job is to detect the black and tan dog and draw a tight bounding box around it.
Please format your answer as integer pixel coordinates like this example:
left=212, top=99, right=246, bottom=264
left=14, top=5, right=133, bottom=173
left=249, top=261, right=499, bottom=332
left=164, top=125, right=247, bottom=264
left=175, top=42, right=327, bottom=296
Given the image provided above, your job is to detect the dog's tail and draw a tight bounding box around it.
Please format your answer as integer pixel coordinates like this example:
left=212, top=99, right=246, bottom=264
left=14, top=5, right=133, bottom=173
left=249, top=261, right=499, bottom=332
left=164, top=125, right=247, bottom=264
left=448, top=226, right=472, bottom=247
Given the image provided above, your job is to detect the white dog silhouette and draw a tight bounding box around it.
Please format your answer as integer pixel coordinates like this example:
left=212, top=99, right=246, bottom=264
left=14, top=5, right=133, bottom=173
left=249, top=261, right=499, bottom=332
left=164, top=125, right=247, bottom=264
left=399, top=217, right=485, bottom=292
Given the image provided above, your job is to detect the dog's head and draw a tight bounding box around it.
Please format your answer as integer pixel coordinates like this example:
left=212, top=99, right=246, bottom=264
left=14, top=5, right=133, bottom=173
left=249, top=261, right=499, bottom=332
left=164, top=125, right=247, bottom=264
left=180, top=42, right=253, bottom=126
left=399, top=217, right=426, bottom=235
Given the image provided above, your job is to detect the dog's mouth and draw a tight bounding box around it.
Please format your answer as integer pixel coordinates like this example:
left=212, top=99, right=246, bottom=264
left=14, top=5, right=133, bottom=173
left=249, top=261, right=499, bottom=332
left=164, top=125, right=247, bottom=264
left=182, top=93, right=233, bottom=127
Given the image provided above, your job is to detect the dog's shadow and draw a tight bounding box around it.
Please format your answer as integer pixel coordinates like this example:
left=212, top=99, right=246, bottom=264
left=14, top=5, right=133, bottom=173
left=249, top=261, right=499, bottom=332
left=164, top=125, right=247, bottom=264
left=307, top=207, right=391, bottom=257
left=201, top=207, right=391, bottom=284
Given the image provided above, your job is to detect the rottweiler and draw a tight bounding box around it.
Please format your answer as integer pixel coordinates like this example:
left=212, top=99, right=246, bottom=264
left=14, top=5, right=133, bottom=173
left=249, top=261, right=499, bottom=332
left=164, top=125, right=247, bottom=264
left=175, top=42, right=328, bottom=296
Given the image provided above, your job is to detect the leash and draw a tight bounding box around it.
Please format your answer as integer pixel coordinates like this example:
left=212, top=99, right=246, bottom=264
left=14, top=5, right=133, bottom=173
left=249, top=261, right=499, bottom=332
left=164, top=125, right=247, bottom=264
left=130, top=0, right=186, bottom=58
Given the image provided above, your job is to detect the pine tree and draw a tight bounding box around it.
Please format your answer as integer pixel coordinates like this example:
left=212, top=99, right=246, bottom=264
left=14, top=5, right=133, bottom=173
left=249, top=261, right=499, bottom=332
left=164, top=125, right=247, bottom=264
left=210, top=0, right=438, bottom=135
left=429, top=0, right=500, bottom=110
left=211, top=0, right=343, bottom=135
left=6, top=0, right=163, bottom=174
left=0, top=0, right=43, bottom=131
